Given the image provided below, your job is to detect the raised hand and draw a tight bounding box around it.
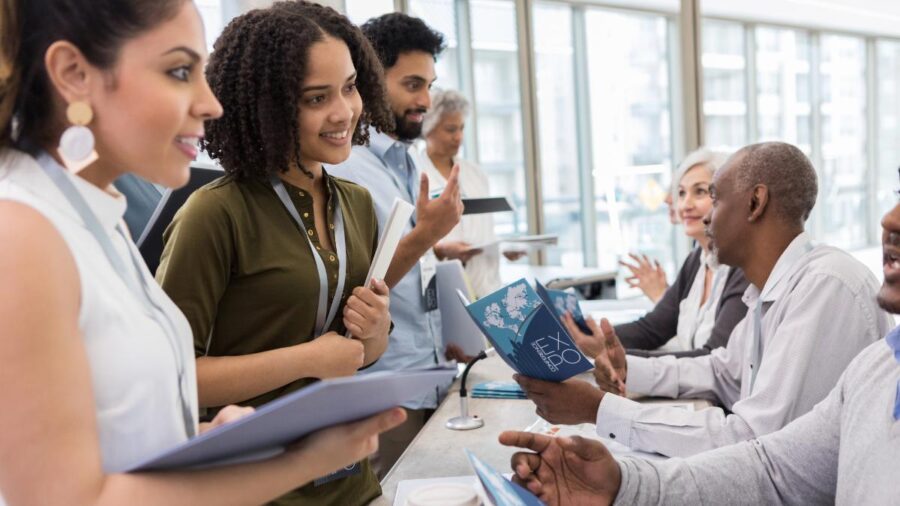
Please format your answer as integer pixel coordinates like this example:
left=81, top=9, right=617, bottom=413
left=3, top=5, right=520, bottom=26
left=499, top=431, right=621, bottom=506
left=591, top=318, right=627, bottom=396
left=415, top=166, right=464, bottom=245
left=619, top=253, right=668, bottom=303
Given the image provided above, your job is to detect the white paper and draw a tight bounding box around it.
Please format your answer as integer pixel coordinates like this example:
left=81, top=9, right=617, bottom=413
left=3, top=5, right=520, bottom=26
left=364, top=197, right=415, bottom=287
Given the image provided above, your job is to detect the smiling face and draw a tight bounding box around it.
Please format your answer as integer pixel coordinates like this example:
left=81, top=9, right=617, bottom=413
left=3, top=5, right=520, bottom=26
left=296, top=35, right=362, bottom=169
left=878, top=180, right=900, bottom=314
left=88, top=1, right=222, bottom=188
left=383, top=50, right=436, bottom=141
left=677, top=164, right=713, bottom=244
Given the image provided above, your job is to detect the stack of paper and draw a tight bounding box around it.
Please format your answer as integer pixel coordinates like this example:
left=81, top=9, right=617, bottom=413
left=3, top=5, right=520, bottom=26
left=471, top=381, right=526, bottom=399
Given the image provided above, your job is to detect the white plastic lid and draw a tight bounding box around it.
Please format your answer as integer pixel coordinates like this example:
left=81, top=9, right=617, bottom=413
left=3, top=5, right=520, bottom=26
left=405, top=483, right=482, bottom=506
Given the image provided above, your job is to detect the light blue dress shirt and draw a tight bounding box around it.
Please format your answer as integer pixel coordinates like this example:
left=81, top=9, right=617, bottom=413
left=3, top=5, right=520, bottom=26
left=887, top=325, right=900, bottom=420
left=329, top=128, right=447, bottom=409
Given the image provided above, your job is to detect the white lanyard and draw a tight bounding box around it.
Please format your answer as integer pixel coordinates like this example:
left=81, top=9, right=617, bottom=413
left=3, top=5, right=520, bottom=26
left=748, top=241, right=815, bottom=393
left=269, top=176, right=347, bottom=336
left=36, top=151, right=195, bottom=438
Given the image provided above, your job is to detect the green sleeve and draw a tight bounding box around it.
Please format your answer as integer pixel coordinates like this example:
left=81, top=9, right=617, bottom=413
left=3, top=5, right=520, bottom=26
left=156, top=188, right=234, bottom=357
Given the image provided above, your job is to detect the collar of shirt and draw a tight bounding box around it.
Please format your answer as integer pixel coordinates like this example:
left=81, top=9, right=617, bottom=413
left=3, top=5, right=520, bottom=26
left=886, top=325, right=900, bottom=363
left=742, top=231, right=813, bottom=307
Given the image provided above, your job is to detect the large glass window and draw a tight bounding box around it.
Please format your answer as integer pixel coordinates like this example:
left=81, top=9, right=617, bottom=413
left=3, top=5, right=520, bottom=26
left=409, top=0, right=462, bottom=91
left=755, top=27, right=813, bottom=154
left=878, top=40, right=900, bottom=223
left=819, top=34, right=868, bottom=249
left=585, top=9, right=674, bottom=271
left=470, top=0, right=528, bottom=236
left=702, top=20, right=747, bottom=152
left=532, top=2, right=580, bottom=265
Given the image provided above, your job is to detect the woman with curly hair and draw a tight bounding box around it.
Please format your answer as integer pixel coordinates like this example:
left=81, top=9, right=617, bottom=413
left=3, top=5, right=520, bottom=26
left=156, top=2, right=395, bottom=504
left=0, top=0, right=406, bottom=504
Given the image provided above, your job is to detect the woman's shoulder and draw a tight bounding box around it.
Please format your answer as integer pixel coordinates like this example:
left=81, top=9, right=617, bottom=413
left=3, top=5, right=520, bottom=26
left=330, top=174, right=374, bottom=208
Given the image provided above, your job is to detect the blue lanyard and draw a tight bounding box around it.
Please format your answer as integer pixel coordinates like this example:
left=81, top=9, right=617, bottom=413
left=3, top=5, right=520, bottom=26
left=36, top=152, right=195, bottom=438
left=269, top=176, right=347, bottom=337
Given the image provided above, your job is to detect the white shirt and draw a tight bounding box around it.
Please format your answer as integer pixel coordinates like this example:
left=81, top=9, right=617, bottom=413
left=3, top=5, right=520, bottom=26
left=417, top=151, right=502, bottom=298
left=614, top=337, right=900, bottom=505
left=0, top=150, right=198, bottom=474
left=595, top=232, right=895, bottom=457
left=674, top=250, right=729, bottom=350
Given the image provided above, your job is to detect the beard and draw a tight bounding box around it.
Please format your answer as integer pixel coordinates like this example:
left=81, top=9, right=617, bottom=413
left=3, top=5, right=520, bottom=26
left=394, top=109, right=425, bottom=142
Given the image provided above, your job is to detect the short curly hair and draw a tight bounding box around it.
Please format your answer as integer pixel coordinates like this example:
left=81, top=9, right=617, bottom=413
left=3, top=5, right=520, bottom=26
left=360, top=13, right=445, bottom=69
left=203, top=1, right=393, bottom=180
left=733, top=141, right=818, bottom=224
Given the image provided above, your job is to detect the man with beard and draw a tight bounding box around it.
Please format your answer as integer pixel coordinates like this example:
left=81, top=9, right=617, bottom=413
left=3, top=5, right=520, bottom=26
left=498, top=170, right=900, bottom=505
left=328, top=13, right=463, bottom=477
left=514, top=142, right=894, bottom=458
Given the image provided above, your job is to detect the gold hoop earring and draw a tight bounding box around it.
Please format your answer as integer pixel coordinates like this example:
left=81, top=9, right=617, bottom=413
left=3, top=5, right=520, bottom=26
left=58, top=100, right=98, bottom=173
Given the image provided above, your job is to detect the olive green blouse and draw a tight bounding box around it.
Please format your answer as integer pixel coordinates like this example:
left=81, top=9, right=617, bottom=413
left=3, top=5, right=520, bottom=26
left=156, top=171, right=381, bottom=506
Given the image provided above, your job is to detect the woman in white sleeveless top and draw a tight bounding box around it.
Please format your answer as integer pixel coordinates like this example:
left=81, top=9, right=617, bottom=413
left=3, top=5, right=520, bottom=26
left=0, top=1, right=405, bottom=504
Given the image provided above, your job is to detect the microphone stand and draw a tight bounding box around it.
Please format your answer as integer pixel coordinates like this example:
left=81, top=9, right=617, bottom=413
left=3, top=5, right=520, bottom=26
left=446, top=350, right=489, bottom=430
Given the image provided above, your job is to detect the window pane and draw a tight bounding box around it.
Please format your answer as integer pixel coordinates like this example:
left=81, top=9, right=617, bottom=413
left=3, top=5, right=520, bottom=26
left=820, top=34, right=867, bottom=249
left=196, top=0, right=224, bottom=51
left=345, top=0, right=394, bottom=26
left=586, top=9, right=674, bottom=272
left=533, top=2, right=580, bottom=265
left=470, top=0, right=528, bottom=236
left=878, top=40, right=900, bottom=224
left=408, top=0, right=461, bottom=91
left=755, top=26, right=812, bottom=154
left=702, top=19, right=747, bottom=152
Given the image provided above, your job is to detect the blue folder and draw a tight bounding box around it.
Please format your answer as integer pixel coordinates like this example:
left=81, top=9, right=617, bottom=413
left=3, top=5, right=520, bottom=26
left=129, top=367, right=457, bottom=471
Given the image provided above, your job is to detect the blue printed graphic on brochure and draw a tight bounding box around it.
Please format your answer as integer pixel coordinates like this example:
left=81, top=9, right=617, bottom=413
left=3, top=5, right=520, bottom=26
left=534, top=280, right=591, bottom=334
left=462, top=278, right=591, bottom=382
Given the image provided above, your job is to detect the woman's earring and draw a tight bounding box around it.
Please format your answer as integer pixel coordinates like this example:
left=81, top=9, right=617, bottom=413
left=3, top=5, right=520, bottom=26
left=58, top=101, right=98, bottom=173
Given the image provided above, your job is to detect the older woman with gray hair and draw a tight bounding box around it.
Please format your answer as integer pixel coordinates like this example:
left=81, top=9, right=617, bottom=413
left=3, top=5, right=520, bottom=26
left=418, top=89, right=525, bottom=300
left=608, top=148, right=751, bottom=357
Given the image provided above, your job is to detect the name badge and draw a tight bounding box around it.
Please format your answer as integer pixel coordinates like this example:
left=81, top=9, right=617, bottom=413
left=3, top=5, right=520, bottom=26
left=313, top=462, right=362, bottom=486
left=420, top=252, right=438, bottom=312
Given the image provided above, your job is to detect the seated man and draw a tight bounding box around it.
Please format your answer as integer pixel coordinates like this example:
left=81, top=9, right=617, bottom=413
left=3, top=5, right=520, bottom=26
left=499, top=190, right=900, bottom=505
left=516, top=142, right=894, bottom=457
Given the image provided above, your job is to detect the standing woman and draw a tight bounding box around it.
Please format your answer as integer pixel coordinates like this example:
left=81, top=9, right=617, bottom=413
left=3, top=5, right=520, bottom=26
left=0, top=1, right=405, bottom=505
left=156, top=2, right=394, bottom=504
left=418, top=89, right=525, bottom=299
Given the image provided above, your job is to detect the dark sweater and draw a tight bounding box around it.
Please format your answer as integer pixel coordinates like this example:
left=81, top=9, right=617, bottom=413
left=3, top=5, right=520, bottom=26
left=616, top=247, right=750, bottom=358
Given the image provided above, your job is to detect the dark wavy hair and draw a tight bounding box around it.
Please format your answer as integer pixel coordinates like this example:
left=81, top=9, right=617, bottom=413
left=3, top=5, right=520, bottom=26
left=360, top=13, right=445, bottom=69
left=0, top=0, right=186, bottom=148
left=203, top=1, right=393, bottom=180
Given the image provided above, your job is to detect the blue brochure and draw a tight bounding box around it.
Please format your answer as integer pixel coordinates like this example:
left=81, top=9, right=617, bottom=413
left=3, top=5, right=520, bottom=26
left=534, top=279, right=591, bottom=335
left=458, top=278, right=592, bottom=382
left=465, top=449, right=546, bottom=506
left=128, top=366, right=457, bottom=471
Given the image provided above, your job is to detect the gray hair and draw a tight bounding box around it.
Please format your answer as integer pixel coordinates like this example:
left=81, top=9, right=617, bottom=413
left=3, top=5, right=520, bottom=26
left=732, top=141, right=818, bottom=224
left=671, top=147, right=730, bottom=204
left=422, top=88, right=470, bottom=137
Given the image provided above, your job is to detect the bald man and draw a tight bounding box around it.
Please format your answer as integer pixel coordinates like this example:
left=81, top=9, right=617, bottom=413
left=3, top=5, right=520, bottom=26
left=516, top=142, right=894, bottom=457
left=500, top=174, right=900, bottom=505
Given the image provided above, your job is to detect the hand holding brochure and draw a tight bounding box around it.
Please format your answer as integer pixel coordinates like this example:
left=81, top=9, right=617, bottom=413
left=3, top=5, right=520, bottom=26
left=465, top=449, right=546, bottom=506
left=346, top=197, right=414, bottom=337
left=533, top=280, right=591, bottom=335
left=128, top=366, right=456, bottom=471
left=457, top=278, right=592, bottom=381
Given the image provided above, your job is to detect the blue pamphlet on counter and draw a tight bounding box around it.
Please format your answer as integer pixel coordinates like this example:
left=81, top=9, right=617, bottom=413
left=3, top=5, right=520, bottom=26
left=534, top=280, right=591, bottom=334
left=465, top=449, right=546, bottom=506
left=457, top=278, right=591, bottom=382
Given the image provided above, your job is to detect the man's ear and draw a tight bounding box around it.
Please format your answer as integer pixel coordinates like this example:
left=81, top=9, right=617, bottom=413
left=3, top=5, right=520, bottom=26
left=747, top=184, right=769, bottom=222
left=43, top=41, right=96, bottom=106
